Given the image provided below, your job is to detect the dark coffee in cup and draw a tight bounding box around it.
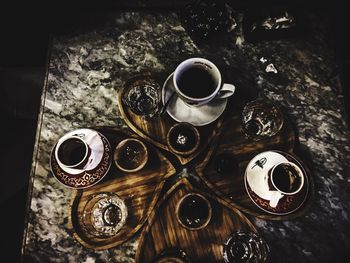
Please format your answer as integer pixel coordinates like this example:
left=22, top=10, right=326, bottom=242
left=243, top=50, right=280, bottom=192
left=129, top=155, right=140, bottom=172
left=173, top=58, right=235, bottom=107
left=271, top=163, right=303, bottom=194
left=177, top=67, right=216, bottom=99
left=57, top=137, right=88, bottom=167
left=244, top=120, right=263, bottom=137
left=102, top=204, right=122, bottom=227
left=177, top=193, right=211, bottom=230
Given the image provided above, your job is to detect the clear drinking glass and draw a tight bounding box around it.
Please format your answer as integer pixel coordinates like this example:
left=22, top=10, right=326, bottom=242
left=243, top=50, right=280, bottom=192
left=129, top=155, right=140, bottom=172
left=241, top=98, right=283, bottom=141
left=82, top=192, right=128, bottom=237
left=223, top=231, right=270, bottom=263
left=123, top=76, right=162, bottom=119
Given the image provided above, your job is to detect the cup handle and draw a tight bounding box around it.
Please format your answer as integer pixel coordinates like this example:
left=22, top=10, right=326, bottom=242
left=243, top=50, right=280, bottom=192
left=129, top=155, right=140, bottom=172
left=269, top=191, right=284, bottom=208
left=217, top=84, right=235, bottom=99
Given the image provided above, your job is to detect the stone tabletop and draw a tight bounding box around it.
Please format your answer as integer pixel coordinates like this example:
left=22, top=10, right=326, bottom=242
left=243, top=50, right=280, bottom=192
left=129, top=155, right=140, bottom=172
left=21, top=10, right=350, bottom=263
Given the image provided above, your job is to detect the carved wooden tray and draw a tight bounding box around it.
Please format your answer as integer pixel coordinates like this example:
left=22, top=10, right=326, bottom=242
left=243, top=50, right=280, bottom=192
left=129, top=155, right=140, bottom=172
left=65, top=72, right=314, bottom=254
left=135, top=178, right=257, bottom=263
left=117, top=73, right=225, bottom=165
left=67, top=127, right=176, bottom=249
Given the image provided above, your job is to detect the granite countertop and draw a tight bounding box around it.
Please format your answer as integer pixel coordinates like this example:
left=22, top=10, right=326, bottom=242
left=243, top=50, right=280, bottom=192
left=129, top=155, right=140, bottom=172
left=21, top=10, right=350, bottom=263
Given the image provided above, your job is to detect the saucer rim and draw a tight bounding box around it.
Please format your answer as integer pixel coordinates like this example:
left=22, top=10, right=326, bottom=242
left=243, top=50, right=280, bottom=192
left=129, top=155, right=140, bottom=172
left=50, top=132, right=112, bottom=189
left=244, top=150, right=309, bottom=215
left=162, top=72, right=227, bottom=126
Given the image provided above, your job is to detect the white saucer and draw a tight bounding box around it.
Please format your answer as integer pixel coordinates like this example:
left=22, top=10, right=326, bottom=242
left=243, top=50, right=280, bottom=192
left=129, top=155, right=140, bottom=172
left=162, top=73, right=228, bottom=126
left=245, top=151, right=289, bottom=201
left=55, top=128, right=105, bottom=175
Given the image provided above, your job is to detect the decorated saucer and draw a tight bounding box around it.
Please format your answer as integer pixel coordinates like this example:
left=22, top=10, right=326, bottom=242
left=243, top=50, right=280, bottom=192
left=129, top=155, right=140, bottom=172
left=50, top=130, right=112, bottom=189
left=244, top=150, right=309, bottom=215
left=162, top=73, right=227, bottom=126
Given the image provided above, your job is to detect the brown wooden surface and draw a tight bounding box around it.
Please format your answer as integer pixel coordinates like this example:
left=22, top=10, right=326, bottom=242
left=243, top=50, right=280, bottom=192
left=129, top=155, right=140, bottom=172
left=117, top=73, right=225, bottom=165
left=67, top=128, right=176, bottom=249
left=135, top=178, right=257, bottom=263
left=195, top=104, right=314, bottom=220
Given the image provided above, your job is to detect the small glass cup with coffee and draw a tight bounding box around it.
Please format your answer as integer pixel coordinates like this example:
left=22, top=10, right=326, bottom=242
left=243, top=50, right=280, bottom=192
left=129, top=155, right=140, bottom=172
left=223, top=231, right=270, bottom=263
left=176, top=192, right=212, bottom=230
left=268, top=161, right=304, bottom=207
left=114, top=138, right=148, bottom=173
left=241, top=98, right=283, bottom=141
left=173, top=57, right=235, bottom=106
left=55, top=134, right=92, bottom=170
left=82, top=192, right=128, bottom=237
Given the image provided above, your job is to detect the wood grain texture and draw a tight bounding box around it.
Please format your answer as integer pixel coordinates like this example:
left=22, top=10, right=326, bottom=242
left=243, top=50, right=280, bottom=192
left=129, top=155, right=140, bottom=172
left=117, top=73, right=225, bottom=165
left=195, top=105, right=314, bottom=220
left=135, top=178, right=257, bottom=263
left=67, top=128, right=176, bottom=249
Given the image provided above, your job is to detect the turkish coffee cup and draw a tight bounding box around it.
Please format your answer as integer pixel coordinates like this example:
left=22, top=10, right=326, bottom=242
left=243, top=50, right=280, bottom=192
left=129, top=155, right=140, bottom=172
left=55, top=134, right=92, bottom=170
left=173, top=57, right=235, bottom=107
left=268, top=161, right=304, bottom=207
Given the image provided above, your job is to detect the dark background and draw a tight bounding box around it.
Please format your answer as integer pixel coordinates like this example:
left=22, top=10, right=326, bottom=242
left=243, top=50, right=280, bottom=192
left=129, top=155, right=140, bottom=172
left=0, top=1, right=348, bottom=262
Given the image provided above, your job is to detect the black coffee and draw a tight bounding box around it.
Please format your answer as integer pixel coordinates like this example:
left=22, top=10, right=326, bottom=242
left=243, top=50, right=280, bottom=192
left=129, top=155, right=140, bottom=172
left=227, top=242, right=249, bottom=262
left=245, top=120, right=262, bottom=137
left=178, top=194, right=210, bottom=229
left=177, top=67, right=216, bottom=98
left=102, top=204, right=122, bottom=227
left=58, top=138, right=87, bottom=166
left=273, top=164, right=301, bottom=193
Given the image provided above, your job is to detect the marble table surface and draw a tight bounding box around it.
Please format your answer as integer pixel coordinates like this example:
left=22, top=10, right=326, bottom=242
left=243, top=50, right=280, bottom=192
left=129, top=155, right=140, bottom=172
left=21, top=10, right=350, bottom=263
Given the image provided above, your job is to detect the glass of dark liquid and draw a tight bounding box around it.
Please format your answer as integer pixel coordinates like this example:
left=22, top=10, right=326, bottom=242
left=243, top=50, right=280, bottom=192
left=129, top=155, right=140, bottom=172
left=82, top=192, right=128, bottom=237
left=123, top=76, right=162, bottom=119
left=176, top=193, right=212, bottom=230
left=223, top=231, right=269, bottom=263
left=241, top=98, right=283, bottom=141
left=114, top=138, right=148, bottom=173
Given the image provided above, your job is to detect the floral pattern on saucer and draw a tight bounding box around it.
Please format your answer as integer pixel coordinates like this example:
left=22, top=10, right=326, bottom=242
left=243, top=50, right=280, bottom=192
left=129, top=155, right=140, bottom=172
left=50, top=134, right=112, bottom=189
left=244, top=151, right=309, bottom=215
left=246, top=181, right=308, bottom=215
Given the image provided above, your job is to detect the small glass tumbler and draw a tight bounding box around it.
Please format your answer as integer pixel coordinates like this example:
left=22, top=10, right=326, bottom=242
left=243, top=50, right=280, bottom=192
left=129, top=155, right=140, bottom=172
left=123, top=76, right=162, bottom=119
left=241, top=98, right=283, bottom=140
left=223, top=231, right=269, bottom=263
left=82, top=192, right=128, bottom=238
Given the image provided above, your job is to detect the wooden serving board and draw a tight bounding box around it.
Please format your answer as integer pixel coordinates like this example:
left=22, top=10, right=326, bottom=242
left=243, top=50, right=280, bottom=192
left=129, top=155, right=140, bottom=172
left=67, top=127, right=176, bottom=249
left=135, top=178, right=257, bottom=263
left=117, top=73, right=224, bottom=165
left=195, top=110, right=314, bottom=220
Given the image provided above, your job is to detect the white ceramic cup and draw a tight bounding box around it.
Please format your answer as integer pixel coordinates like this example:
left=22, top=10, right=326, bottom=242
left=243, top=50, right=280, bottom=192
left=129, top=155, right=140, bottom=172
left=55, top=133, right=92, bottom=170
left=173, top=57, right=235, bottom=106
left=268, top=161, right=304, bottom=207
